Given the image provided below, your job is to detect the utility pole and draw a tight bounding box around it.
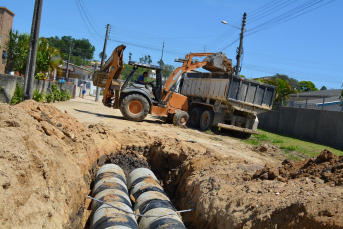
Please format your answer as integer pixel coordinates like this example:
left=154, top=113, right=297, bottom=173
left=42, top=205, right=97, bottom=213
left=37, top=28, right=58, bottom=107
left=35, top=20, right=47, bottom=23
left=65, top=43, right=72, bottom=79
left=95, top=24, right=110, bottom=102
left=160, top=41, right=165, bottom=79
left=235, top=12, right=246, bottom=76
left=22, top=0, right=43, bottom=101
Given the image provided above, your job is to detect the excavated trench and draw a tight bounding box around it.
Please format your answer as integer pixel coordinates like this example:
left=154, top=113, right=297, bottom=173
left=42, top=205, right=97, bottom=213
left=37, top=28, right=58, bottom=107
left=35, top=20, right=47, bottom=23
left=81, top=144, right=194, bottom=229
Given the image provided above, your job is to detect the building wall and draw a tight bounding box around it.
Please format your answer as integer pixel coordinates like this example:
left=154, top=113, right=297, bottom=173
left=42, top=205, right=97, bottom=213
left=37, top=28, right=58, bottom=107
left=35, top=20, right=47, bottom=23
left=258, top=107, right=343, bottom=150
left=0, top=8, right=15, bottom=74
left=0, top=74, right=76, bottom=104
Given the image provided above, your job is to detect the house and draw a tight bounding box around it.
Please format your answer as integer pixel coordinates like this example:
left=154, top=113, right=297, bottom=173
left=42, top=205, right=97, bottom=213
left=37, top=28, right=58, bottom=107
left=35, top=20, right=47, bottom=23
left=289, top=89, right=342, bottom=111
left=58, top=62, right=93, bottom=81
left=0, top=7, right=15, bottom=74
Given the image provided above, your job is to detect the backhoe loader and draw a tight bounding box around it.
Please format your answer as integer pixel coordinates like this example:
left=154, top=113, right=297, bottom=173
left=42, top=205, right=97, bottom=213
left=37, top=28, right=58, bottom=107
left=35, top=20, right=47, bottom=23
left=93, top=44, right=230, bottom=126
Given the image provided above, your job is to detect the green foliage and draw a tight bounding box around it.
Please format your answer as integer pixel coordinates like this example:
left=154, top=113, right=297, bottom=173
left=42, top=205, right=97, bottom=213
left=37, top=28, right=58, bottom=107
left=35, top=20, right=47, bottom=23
left=239, top=75, right=245, bottom=78
left=51, top=84, right=61, bottom=101
left=5, top=30, right=30, bottom=75
left=204, top=130, right=215, bottom=135
left=320, top=86, right=327, bottom=90
left=99, top=52, right=107, bottom=60
left=260, top=78, right=297, bottom=103
left=45, top=36, right=95, bottom=66
left=34, top=72, right=46, bottom=80
left=5, top=31, right=63, bottom=75
left=45, top=93, right=53, bottom=103
left=299, top=81, right=319, bottom=92
left=139, top=55, right=152, bottom=64
left=10, top=83, right=23, bottom=105
left=33, top=89, right=45, bottom=102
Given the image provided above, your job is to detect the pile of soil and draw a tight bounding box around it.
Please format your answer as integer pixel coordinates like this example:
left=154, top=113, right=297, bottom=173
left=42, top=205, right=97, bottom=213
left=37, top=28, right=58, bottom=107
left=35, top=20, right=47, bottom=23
left=107, top=150, right=150, bottom=176
left=253, top=149, right=343, bottom=186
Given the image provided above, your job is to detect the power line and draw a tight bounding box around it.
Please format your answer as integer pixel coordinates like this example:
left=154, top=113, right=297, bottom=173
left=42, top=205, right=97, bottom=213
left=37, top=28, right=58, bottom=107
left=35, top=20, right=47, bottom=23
left=248, top=0, right=282, bottom=16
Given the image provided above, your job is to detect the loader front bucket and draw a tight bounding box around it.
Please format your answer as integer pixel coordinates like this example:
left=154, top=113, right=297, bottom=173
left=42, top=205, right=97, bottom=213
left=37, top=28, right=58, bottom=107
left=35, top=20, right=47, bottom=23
left=202, top=53, right=234, bottom=73
left=93, top=71, right=109, bottom=88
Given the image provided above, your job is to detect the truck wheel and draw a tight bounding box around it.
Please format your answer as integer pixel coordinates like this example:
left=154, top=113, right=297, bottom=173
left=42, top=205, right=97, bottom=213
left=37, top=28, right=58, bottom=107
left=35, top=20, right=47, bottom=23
left=200, top=110, right=214, bottom=131
left=120, top=94, right=150, bottom=121
left=173, top=111, right=189, bottom=127
left=189, top=107, right=202, bottom=128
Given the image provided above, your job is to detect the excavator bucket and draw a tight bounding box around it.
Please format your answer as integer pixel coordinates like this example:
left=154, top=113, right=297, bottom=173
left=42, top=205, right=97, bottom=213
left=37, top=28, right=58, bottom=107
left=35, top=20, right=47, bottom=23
left=93, top=71, right=110, bottom=88
left=202, top=53, right=234, bottom=73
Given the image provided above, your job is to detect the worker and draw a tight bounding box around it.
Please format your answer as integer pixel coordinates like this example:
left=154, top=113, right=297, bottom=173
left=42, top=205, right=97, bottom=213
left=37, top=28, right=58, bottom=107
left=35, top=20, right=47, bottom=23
left=80, top=82, right=87, bottom=98
left=137, top=72, right=150, bottom=85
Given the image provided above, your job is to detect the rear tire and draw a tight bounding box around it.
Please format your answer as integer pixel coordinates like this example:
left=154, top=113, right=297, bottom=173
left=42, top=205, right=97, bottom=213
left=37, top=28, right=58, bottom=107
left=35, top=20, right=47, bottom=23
left=120, top=94, right=150, bottom=121
left=200, top=110, right=214, bottom=131
left=189, top=107, right=202, bottom=128
left=173, top=111, right=189, bottom=127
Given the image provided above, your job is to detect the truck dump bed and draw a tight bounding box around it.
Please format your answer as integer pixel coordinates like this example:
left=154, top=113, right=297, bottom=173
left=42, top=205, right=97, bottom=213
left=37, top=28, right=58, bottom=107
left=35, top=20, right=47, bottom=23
left=181, top=72, right=276, bottom=114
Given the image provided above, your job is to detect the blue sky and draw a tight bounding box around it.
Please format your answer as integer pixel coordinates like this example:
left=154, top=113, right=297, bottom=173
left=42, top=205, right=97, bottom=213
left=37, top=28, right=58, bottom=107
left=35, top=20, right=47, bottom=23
left=1, top=0, right=342, bottom=89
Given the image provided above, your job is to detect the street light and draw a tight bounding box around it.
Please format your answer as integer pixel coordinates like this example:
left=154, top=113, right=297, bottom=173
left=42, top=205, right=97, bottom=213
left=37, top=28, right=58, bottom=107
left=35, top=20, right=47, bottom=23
left=221, top=20, right=240, bottom=30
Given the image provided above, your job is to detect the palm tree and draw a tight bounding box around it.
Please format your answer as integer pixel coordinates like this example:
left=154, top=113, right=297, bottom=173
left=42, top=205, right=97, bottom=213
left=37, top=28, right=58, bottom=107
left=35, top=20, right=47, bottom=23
left=36, top=38, right=63, bottom=75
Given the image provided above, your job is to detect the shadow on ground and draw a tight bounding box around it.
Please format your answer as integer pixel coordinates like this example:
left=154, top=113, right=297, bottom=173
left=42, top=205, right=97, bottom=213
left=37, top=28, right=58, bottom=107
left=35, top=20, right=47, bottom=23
left=73, top=109, right=165, bottom=124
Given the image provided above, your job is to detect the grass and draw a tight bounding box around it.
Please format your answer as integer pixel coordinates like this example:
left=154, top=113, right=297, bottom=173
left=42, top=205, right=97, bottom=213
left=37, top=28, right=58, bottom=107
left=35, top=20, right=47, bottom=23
left=244, top=129, right=343, bottom=158
left=204, top=130, right=215, bottom=135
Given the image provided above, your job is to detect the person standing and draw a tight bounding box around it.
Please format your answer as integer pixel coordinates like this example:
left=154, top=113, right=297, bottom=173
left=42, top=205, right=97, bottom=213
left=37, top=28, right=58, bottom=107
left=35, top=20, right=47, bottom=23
left=80, top=82, right=87, bottom=98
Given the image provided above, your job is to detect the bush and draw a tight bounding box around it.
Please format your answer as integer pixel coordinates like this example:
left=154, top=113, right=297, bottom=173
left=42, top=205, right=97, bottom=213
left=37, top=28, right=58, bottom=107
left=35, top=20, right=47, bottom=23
left=10, top=83, right=23, bottom=105
left=51, top=84, right=61, bottom=101
left=66, top=90, right=72, bottom=100
left=33, top=89, right=45, bottom=102
left=45, top=93, right=53, bottom=103
left=34, top=73, right=46, bottom=80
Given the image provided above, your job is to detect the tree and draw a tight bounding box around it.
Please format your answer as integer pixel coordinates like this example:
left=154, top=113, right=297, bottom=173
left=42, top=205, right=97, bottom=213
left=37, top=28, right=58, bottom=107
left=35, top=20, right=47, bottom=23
left=162, top=64, right=175, bottom=80
left=139, top=54, right=152, bottom=64
left=5, top=30, right=30, bottom=74
left=99, top=52, right=107, bottom=60
left=239, top=75, right=245, bottom=78
left=157, top=59, right=164, bottom=67
left=259, top=78, right=297, bottom=103
left=35, top=38, right=63, bottom=75
left=45, top=36, right=95, bottom=66
left=320, top=86, right=327, bottom=90
left=299, top=81, right=319, bottom=92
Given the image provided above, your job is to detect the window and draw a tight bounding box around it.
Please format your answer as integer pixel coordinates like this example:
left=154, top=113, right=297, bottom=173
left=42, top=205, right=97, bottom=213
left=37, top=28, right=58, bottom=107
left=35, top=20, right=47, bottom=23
left=2, top=51, right=7, bottom=59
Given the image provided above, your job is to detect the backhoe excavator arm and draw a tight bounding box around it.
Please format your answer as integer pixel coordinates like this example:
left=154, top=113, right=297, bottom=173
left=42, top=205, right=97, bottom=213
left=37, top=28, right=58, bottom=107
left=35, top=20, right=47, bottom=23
left=93, top=44, right=126, bottom=108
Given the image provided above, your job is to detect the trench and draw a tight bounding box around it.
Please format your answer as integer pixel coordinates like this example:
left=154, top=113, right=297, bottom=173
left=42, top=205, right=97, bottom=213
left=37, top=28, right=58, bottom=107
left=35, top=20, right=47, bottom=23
left=79, top=143, right=194, bottom=229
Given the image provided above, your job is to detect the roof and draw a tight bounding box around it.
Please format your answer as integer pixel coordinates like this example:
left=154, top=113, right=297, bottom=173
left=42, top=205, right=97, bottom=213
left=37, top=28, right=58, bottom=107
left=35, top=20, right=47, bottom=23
left=0, top=7, right=15, bottom=16
left=290, top=89, right=342, bottom=98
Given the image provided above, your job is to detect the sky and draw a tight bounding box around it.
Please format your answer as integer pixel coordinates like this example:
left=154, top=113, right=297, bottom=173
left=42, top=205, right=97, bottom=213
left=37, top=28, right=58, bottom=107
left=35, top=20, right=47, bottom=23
left=1, top=0, right=342, bottom=89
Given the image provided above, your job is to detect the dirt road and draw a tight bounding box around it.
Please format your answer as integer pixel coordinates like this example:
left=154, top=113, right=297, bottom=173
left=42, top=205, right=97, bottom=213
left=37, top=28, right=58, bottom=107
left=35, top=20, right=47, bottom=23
left=52, top=96, right=279, bottom=165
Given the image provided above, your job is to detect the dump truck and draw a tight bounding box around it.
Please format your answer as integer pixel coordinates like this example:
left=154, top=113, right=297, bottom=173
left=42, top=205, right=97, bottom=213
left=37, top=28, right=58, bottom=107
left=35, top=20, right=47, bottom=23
left=93, top=44, right=231, bottom=127
left=178, top=71, right=276, bottom=137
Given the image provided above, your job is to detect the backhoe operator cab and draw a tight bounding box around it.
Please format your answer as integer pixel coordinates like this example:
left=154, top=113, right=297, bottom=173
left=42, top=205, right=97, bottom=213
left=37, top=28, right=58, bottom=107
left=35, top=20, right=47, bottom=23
left=93, top=44, right=229, bottom=127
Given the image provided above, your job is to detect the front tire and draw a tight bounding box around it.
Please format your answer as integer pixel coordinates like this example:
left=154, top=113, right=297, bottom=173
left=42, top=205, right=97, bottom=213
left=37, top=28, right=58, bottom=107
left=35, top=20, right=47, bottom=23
left=120, top=94, right=150, bottom=121
left=173, top=111, right=189, bottom=127
left=200, top=110, right=214, bottom=131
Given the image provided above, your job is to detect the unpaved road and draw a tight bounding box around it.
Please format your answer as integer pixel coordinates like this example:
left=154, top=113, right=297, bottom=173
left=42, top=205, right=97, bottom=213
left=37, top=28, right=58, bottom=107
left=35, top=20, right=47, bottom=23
left=52, top=96, right=279, bottom=165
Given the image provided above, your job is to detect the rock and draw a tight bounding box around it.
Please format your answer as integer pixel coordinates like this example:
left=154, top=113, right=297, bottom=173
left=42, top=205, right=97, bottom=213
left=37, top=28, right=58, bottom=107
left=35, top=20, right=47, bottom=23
left=260, top=145, right=268, bottom=152
left=318, top=149, right=334, bottom=161
left=277, top=176, right=287, bottom=182
left=268, top=168, right=279, bottom=180
left=260, top=172, right=269, bottom=180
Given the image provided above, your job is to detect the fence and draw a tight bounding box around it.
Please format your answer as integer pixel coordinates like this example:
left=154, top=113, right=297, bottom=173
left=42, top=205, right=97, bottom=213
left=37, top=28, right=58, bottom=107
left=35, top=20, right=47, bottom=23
left=258, top=107, right=343, bottom=150
left=272, top=97, right=343, bottom=112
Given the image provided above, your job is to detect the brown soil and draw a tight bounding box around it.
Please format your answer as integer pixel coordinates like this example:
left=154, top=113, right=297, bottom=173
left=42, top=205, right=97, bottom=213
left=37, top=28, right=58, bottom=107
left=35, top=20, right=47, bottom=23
left=253, top=149, right=343, bottom=186
left=0, top=99, right=342, bottom=229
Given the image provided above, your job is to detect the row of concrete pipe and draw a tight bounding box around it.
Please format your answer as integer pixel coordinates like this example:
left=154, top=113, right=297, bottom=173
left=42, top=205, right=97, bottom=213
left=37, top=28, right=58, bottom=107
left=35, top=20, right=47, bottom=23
left=91, top=164, right=186, bottom=229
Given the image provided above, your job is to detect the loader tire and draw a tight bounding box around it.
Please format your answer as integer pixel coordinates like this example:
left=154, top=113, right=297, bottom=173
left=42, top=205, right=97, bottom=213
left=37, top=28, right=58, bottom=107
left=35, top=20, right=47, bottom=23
left=173, top=111, right=189, bottom=127
left=120, top=94, right=150, bottom=121
left=189, top=107, right=202, bottom=128
left=200, top=110, right=214, bottom=131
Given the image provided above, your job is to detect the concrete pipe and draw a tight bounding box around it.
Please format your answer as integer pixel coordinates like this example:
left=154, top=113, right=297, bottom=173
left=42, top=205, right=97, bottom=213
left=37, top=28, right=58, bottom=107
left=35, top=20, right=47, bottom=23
left=93, top=177, right=128, bottom=197
left=130, top=177, right=164, bottom=201
left=127, top=168, right=158, bottom=190
left=139, top=208, right=186, bottom=229
left=128, top=168, right=186, bottom=229
left=95, top=164, right=127, bottom=184
left=92, top=189, right=132, bottom=213
left=92, top=201, right=138, bottom=229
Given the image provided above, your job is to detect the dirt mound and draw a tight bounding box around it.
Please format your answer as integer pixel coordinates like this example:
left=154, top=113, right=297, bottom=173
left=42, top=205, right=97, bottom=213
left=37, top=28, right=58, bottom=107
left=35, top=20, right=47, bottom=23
left=107, top=150, right=150, bottom=177
left=253, top=149, right=343, bottom=186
